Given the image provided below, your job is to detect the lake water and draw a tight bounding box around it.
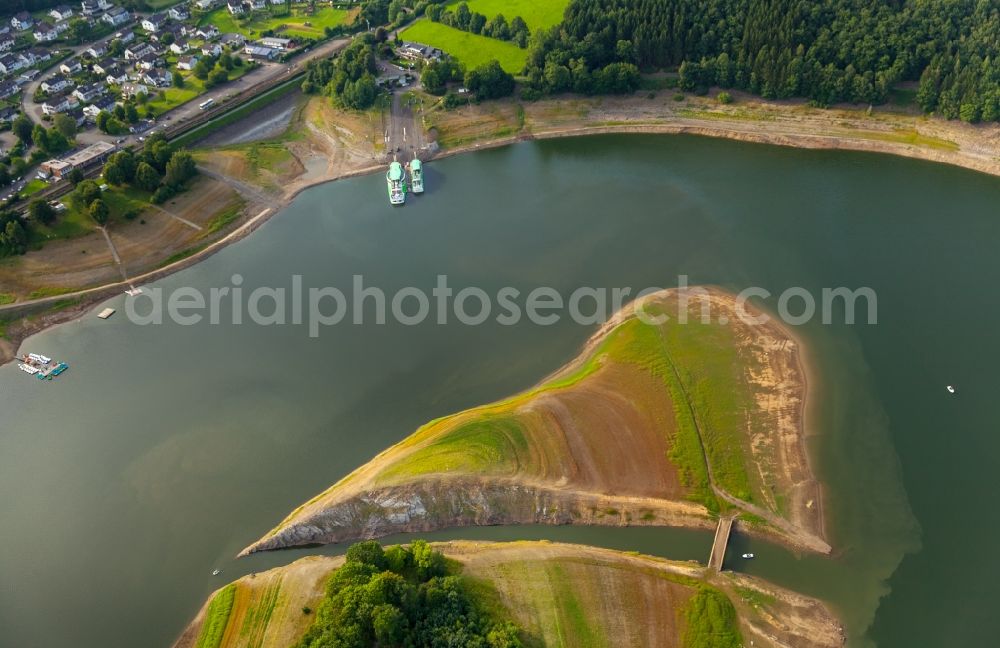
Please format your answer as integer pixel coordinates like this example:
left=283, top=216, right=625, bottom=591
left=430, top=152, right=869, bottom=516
left=2, top=135, right=998, bottom=647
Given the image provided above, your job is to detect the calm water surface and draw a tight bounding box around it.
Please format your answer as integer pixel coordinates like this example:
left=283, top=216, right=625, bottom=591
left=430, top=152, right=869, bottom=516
left=1, top=135, right=998, bottom=647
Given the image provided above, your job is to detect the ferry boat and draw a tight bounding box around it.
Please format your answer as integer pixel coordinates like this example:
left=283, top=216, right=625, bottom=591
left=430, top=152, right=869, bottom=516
left=18, top=363, right=39, bottom=375
left=51, top=362, right=69, bottom=376
left=386, top=161, right=406, bottom=205
left=28, top=353, right=51, bottom=364
left=408, top=157, right=424, bottom=194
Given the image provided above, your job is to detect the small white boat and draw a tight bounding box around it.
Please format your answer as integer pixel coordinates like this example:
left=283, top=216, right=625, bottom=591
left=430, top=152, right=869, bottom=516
left=741, top=553, right=755, bottom=559
left=28, top=353, right=51, bottom=364
left=18, top=363, right=40, bottom=375
left=212, top=569, right=222, bottom=576
left=946, top=385, right=955, bottom=394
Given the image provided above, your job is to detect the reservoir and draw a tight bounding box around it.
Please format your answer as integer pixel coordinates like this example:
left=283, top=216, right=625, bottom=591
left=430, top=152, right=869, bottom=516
left=1, top=135, right=998, bottom=647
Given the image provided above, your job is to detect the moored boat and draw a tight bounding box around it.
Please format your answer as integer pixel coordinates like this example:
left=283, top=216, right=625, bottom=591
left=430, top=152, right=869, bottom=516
left=386, top=161, right=406, bottom=205
left=408, top=157, right=424, bottom=194
left=18, top=363, right=39, bottom=375
left=28, top=353, right=51, bottom=364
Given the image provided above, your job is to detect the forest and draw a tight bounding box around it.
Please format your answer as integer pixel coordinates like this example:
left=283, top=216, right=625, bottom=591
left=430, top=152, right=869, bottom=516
left=295, top=540, right=522, bottom=648
left=525, top=0, right=1000, bottom=121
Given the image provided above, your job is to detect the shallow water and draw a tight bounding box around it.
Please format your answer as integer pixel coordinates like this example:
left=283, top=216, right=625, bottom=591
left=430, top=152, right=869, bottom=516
left=2, top=135, right=998, bottom=647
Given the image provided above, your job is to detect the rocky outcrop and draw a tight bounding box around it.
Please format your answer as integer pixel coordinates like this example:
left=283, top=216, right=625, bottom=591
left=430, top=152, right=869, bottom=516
left=240, top=478, right=711, bottom=555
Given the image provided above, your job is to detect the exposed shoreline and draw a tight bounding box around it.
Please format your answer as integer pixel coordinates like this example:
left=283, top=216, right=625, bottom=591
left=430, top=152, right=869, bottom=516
left=3, top=95, right=999, bottom=365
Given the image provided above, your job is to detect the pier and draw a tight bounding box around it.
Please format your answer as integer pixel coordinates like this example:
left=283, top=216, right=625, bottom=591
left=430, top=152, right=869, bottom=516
left=707, top=514, right=736, bottom=572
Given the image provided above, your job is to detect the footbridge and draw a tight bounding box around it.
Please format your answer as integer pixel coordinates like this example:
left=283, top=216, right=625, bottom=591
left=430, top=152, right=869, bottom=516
left=707, top=514, right=736, bottom=572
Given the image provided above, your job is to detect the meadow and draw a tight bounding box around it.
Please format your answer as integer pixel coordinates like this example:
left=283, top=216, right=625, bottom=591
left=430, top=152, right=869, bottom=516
left=399, top=20, right=529, bottom=73
left=444, top=0, right=570, bottom=30
left=199, top=6, right=352, bottom=40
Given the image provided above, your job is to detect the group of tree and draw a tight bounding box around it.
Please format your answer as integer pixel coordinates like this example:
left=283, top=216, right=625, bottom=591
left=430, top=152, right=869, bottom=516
left=420, top=58, right=463, bottom=95
left=302, top=35, right=381, bottom=110
left=96, top=102, right=141, bottom=136
left=464, top=60, right=516, bottom=99
left=295, top=540, right=523, bottom=648
left=0, top=210, right=28, bottom=258
left=194, top=52, right=243, bottom=89
left=523, top=0, right=1000, bottom=121
left=427, top=3, right=531, bottom=48
left=11, top=113, right=75, bottom=157
left=102, top=133, right=198, bottom=205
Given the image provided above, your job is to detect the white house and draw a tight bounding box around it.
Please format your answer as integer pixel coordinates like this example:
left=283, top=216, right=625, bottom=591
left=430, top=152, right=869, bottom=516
left=80, top=0, right=112, bottom=16
left=53, top=20, right=70, bottom=34
left=167, top=6, right=190, bottom=20
left=42, top=94, right=80, bottom=115
left=0, top=54, right=24, bottom=74
left=249, top=0, right=266, bottom=9
left=169, top=40, right=190, bottom=54
left=50, top=5, right=75, bottom=21
left=201, top=42, right=222, bottom=57
left=73, top=83, right=103, bottom=102
left=102, top=7, right=130, bottom=27
left=227, top=0, right=245, bottom=15
left=11, top=12, right=34, bottom=31
left=143, top=69, right=171, bottom=87
left=259, top=36, right=293, bottom=50
left=60, top=59, right=83, bottom=75
left=195, top=0, right=218, bottom=9
left=219, top=32, right=245, bottom=48
left=41, top=75, right=73, bottom=93
left=0, top=35, right=13, bottom=52
left=195, top=25, right=220, bottom=40
left=105, top=68, right=128, bottom=84
left=124, top=42, right=155, bottom=60
left=33, top=23, right=59, bottom=42
left=113, top=29, right=135, bottom=44
left=86, top=42, right=109, bottom=58
left=141, top=13, right=168, bottom=32
left=177, top=55, right=198, bottom=70
left=136, top=53, right=161, bottom=71
left=120, top=82, right=148, bottom=98
left=0, top=81, right=19, bottom=99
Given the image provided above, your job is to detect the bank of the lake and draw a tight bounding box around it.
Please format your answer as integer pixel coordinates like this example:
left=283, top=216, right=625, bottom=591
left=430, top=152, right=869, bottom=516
left=2, top=135, right=998, bottom=648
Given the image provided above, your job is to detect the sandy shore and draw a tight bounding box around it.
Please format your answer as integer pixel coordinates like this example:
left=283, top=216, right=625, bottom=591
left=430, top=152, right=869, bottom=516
left=3, top=91, right=999, bottom=364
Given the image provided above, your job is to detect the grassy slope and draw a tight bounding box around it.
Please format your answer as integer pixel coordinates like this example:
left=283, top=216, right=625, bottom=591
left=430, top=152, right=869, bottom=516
left=199, top=6, right=351, bottom=40
left=443, top=0, right=570, bottom=30
left=177, top=543, right=756, bottom=648
left=399, top=20, right=529, bottom=73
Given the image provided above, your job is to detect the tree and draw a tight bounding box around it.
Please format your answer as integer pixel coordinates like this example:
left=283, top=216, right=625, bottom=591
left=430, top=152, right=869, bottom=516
left=53, top=114, right=77, bottom=139
left=74, top=180, right=101, bottom=207
left=12, top=115, right=33, bottom=145
left=465, top=60, right=515, bottom=99
left=28, top=199, right=56, bottom=225
left=206, top=67, right=229, bottom=88
left=68, top=168, right=84, bottom=185
left=172, top=70, right=185, bottom=88
left=164, top=150, right=197, bottom=187
left=95, top=110, right=111, bottom=133
left=2, top=220, right=27, bottom=256
left=88, top=198, right=109, bottom=225
left=135, top=162, right=161, bottom=192
left=125, top=104, right=139, bottom=123
left=193, top=57, right=213, bottom=80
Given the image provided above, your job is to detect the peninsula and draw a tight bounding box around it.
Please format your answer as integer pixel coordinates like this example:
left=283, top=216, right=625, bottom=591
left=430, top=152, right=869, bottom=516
left=242, top=287, right=828, bottom=556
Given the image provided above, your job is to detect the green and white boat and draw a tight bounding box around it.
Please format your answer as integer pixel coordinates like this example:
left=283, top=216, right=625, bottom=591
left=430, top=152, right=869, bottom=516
left=408, top=156, right=424, bottom=194
left=386, top=161, right=406, bottom=205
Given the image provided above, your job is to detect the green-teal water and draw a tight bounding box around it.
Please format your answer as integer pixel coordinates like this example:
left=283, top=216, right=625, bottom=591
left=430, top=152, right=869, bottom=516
left=1, top=135, right=997, bottom=647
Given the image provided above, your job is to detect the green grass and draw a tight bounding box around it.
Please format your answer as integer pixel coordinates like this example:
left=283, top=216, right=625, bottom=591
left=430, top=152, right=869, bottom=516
left=0, top=293, right=15, bottom=305
left=443, top=0, right=569, bottom=30
left=681, top=586, right=741, bottom=648
left=733, top=585, right=776, bottom=610
left=22, top=179, right=47, bottom=196
left=199, top=6, right=351, bottom=40
left=400, top=20, right=529, bottom=73
left=195, top=583, right=237, bottom=648
left=237, top=582, right=281, bottom=648
left=144, top=0, right=186, bottom=8
left=205, top=202, right=244, bottom=234
left=27, top=286, right=73, bottom=300
left=547, top=562, right=605, bottom=647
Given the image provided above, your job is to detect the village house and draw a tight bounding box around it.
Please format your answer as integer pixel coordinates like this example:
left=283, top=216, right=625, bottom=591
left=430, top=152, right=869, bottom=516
left=168, top=6, right=190, bottom=21
left=80, top=0, right=113, bottom=16
left=249, top=0, right=267, bottom=10
left=176, top=55, right=198, bottom=71
left=120, top=81, right=148, bottom=98
left=50, top=5, right=75, bottom=21
left=0, top=81, right=18, bottom=99
left=169, top=40, right=190, bottom=54
left=227, top=0, right=245, bottom=15
left=398, top=41, right=443, bottom=62
left=142, top=68, right=171, bottom=87
left=11, top=12, right=34, bottom=31
left=141, top=13, right=168, bottom=32
left=0, top=107, right=17, bottom=123
left=82, top=95, right=116, bottom=118
left=136, top=53, right=162, bottom=71
left=105, top=67, right=128, bottom=85
left=102, top=7, right=130, bottom=27
left=0, top=55, right=19, bottom=75
left=17, top=70, right=39, bottom=85
left=60, top=58, right=83, bottom=75
left=244, top=44, right=278, bottom=60
left=219, top=32, right=245, bottom=49
left=125, top=42, right=156, bottom=60
left=73, top=83, right=104, bottom=102
left=41, top=75, right=73, bottom=94
left=86, top=42, right=109, bottom=58
left=28, top=48, right=52, bottom=64
left=195, top=0, right=218, bottom=9
left=91, top=58, right=115, bottom=75
left=0, top=34, right=14, bottom=52
left=201, top=42, right=222, bottom=57
left=195, top=25, right=220, bottom=40
left=42, top=92, right=80, bottom=115
left=152, top=23, right=186, bottom=42
left=113, top=29, right=135, bottom=44
left=34, top=23, right=59, bottom=42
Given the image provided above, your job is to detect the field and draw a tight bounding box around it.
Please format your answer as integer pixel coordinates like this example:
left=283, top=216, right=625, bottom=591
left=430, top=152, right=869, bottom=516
left=175, top=542, right=844, bottom=648
left=199, top=6, right=353, bottom=40
left=444, top=0, right=570, bottom=30
left=400, top=20, right=529, bottom=73
left=246, top=288, right=828, bottom=556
